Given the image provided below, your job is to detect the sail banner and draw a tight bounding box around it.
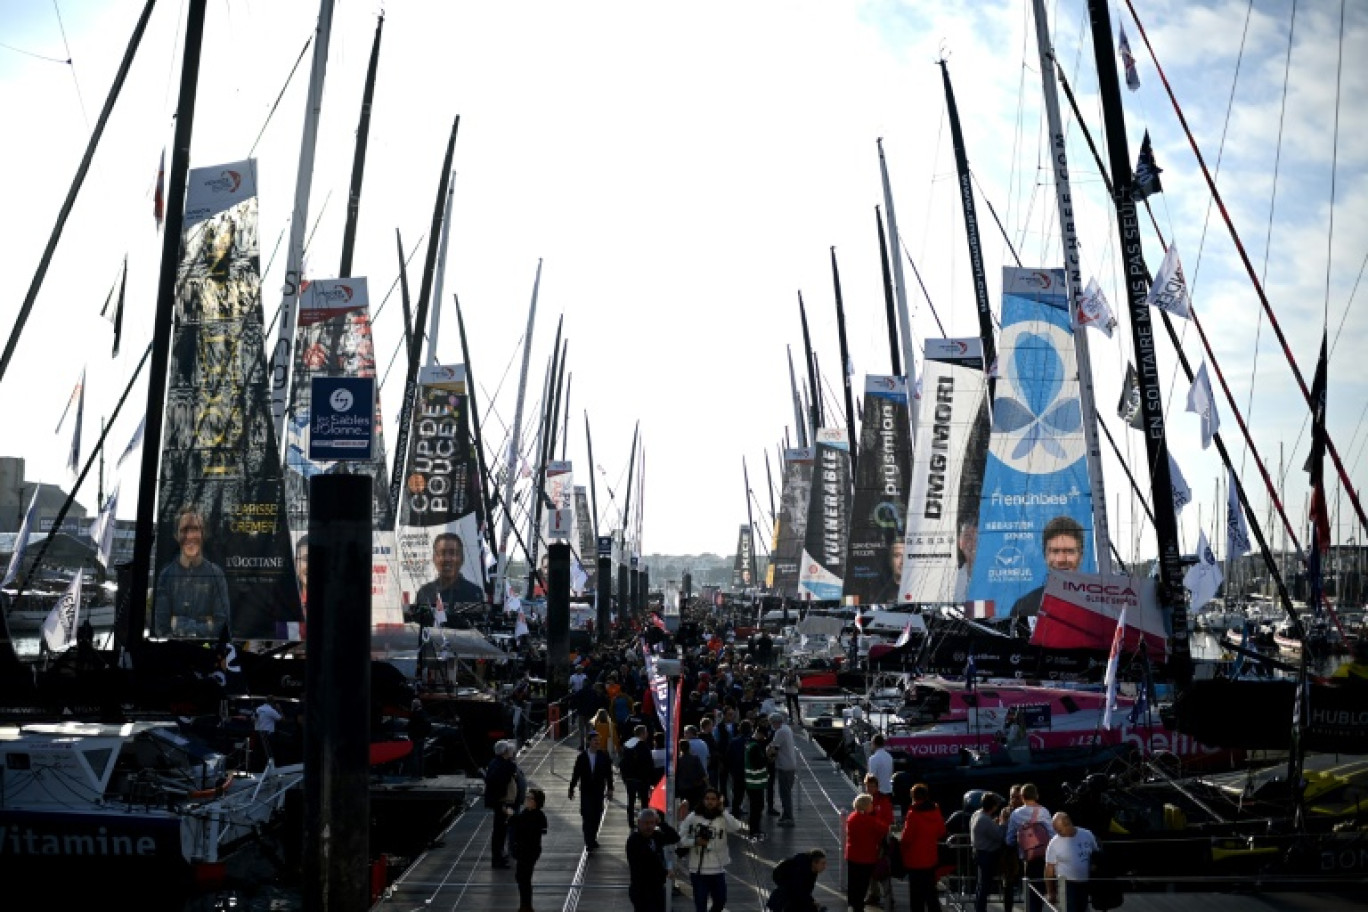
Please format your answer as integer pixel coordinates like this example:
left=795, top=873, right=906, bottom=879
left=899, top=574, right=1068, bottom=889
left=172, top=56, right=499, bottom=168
left=545, top=461, right=575, bottom=543
left=574, top=485, right=595, bottom=576
left=1031, top=569, right=1168, bottom=658
left=898, top=344, right=990, bottom=605
left=842, top=375, right=912, bottom=606
left=283, top=277, right=404, bottom=627
left=395, top=364, right=486, bottom=617
left=731, top=524, right=756, bottom=590
left=771, top=448, right=814, bottom=597
left=798, top=429, right=852, bottom=600
left=968, top=268, right=1096, bottom=621
left=152, top=160, right=302, bottom=640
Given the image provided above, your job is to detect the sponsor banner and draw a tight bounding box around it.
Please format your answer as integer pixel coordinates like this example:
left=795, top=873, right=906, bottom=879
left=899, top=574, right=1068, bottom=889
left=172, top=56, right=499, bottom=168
left=731, top=524, right=755, bottom=589
left=152, top=160, right=302, bottom=640
left=771, top=448, right=814, bottom=596
left=283, top=277, right=403, bottom=627
left=574, top=486, right=595, bottom=565
left=1031, top=569, right=1168, bottom=657
left=968, top=268, right=1096, bottom=614
left=396, top=365, right=486, bottom=612
left=898, top=341, right=988, bottom=605
left=799, top=430, right=851, bottom=600
left=843, top=376, right=912, bottom=606
left=544, top=461, right=574, bottom=543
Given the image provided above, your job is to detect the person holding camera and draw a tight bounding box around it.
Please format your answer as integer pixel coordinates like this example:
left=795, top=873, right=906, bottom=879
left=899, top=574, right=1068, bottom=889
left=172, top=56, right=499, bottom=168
left=677, top=788, right=746, bottom=912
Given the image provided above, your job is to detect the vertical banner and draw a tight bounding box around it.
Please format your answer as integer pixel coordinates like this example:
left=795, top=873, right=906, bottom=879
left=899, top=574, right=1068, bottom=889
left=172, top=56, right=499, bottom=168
left=396, top=364, right=486, bottom=616
left=843, top=375, right=912, bottom=605
left=575, top=485, right=595, bottom=588
left=153, top=161, right=302, bottom=640
left=771, top=448, right=814, bottom=596
left=731, top=524, right=755, bottom=590
left=968, top=268, right=1096, bottom=619
left=799, top=428, right=852, bottom=600
left=899, top=340, right=989, bottom=605
left=283, top=277, right=404, bottom=628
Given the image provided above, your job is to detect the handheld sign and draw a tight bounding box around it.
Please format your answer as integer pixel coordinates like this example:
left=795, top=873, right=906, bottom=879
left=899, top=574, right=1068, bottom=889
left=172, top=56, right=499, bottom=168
left=309, top=377, right=375, bottom=460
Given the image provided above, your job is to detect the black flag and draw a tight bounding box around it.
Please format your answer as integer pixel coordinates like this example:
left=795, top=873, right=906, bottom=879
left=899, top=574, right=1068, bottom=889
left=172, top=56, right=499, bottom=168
left=1304, top=331, right=1330, bottom=551
left=112, top=255, right=126, bottom=358
left=1132, top=131, right=1164, bottom=201
left=1118, top=363, right=1144, bottom=429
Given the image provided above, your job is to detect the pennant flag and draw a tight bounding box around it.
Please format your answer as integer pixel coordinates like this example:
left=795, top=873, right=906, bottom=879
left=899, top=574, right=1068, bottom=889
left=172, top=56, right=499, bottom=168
left=1103, top=604, right=1127, bottom=730
left=117, top=418, right=144, bottom=469
left=42, top=569, right=84, bottom=653
left=1145, top=244, right=1192, bottom=320
left=110, top=256, right=127, bottom=358
left=1226, top=469, right=1251, bottom=555
left=2, top=486, right=41, bottom=587
left=964, top=649, right=977, bottom=692
left=1168, top=451, right=1191, bottom=513
left=1185, top=361, right=1220, bottom=449
left=1183, top=530, right=1224, bottom=612
left=1074, top=277, right=1117, bottom=338
left=1133, top=131, right=1164, bottom=201
left=895, top=617, right=913, bottom=648
left=1119, top=23, right=1141, bottom=91
left=1304, top=331, right=1330, bottom=554
left=55, top=369, right=85, bottom=434
left=66, top=368, right=86, bottom=483
left=1118, top=363, right=1144, bottom=429
left=153, top=147, right=166, bottom=229
left=91, top=483, right=120, bottom=570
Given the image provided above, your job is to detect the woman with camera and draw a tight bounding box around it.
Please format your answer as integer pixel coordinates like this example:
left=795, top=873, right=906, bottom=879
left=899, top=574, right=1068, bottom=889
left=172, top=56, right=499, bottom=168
left=677, top=788, right=746, bottom=912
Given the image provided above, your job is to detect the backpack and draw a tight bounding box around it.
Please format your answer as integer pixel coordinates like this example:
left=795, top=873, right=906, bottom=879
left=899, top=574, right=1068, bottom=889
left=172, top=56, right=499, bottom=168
left=1017, top=807, right=1050, bottom=862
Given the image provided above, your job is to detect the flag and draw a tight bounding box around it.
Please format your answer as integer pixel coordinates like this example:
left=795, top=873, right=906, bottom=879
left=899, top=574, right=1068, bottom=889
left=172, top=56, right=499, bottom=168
left=55, top=369, right=84, bottom=433
left=571, top=557, right=589, bottom=593
left=66, top=367, right=86, bottom=482
left=1074, top=277, right=1117, bottom=338
left=118, top=417, right=145, bottom=468
left=110, top=256, right=126, bottom=357
left=1185, top=361, right=1220, bottom=449
left=1168, top=451, right=1191, bottom=513
left=1226, top=468, right=1251, bottom=555
left=1145, top=244, right=1192, bottom=320
left=433, top=592, right=447, bottom=627
left=42, top=569, right=84, bottom=653
left=1183, top=530, right=1224, bottom=612
left=153, top=147, right=166, bottom=228
left=1127, top=649, right=1152, bottom=726
left=1118, top=363, right=1144, bottom=429
left=1304, top=331, right=1330, bottom=555
left=2, top=486, right=40, bottom=587
left=1132, top=131, right=1164, bottom=201
left=895, top=618, right=913, bottom=648
left=964, top=649, right=977, bottom=692
left=1102, top=605, right=1127, bottom=730
left=1119, top=23, right=1140, bottom=91
left=91, top=483, right=120, bottom=570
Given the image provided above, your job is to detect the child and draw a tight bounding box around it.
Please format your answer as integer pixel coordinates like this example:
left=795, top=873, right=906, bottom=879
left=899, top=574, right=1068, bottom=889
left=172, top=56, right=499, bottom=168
left=507, top=788, right=548, bottom=912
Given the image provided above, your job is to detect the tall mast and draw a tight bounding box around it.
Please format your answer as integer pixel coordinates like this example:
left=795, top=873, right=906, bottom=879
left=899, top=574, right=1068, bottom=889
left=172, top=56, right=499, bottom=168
left=786, top=345, right=808, bottom=448
left=1085, top=0, right=1189, bottom=683
left=528, top=327, right=564, bottom=598
left=798, top=292, right=821, bottom=437
left=763, top=450, right=777, bottom=527
left=425, top=171, right=456, bottom=363
left=1031, top=0, right=1114, bottom=576
left=128, top=0, right=208, bottom=649
left=830, top=248, right=858, bottom=471
left=877, top=138, right=918, bottom=438
left=585, top=413, right=599, bottom=539
left=875, top=206, right=902, bottom=378
left=495, top=260, right=542, bottom=606
left=455, top=294, right=497, bottom=574
left=620, top=423, right=640, bottom=561
left=937, top=59, right=998, bottom=397
left=269, top=0, right=335, bottom=448
left=560, top=373, right=572, bottom=462
left=743, top=456, right=757, bottom=571
left=338, top=12, right=384, bottom=278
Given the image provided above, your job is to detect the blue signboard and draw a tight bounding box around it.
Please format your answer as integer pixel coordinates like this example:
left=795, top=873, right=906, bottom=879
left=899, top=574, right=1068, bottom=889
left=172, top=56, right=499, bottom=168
left=597, top=536, right=613, bottom=557
left=309, top=377, right=375, bottom=460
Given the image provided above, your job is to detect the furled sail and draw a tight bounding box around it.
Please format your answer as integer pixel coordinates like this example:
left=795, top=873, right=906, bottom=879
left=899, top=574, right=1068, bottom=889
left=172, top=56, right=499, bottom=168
left=798, top=428, right=852, bottom=600
left=770, top=447, right=814, bottom=597
left=731, top=524, right=756, bottom=590
left=842, top=375, right=912, bottom=606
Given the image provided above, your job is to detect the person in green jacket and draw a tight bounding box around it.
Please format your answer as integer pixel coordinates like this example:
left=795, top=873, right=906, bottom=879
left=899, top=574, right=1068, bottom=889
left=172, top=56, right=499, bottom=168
left=743, top=720, right=770, bottom=841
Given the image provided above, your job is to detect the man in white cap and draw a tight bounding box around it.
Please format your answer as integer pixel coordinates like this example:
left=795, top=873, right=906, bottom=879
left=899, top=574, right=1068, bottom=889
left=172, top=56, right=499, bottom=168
left=769, top=712, right=798, bottom=826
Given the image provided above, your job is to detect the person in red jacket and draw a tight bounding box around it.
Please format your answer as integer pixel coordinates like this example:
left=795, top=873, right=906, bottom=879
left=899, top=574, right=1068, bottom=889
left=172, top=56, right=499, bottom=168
left=861, top=773, right=896, bottom=907
left=900, top=782, right=947, bottom=912
left=845, top=793, right=891, bottom=912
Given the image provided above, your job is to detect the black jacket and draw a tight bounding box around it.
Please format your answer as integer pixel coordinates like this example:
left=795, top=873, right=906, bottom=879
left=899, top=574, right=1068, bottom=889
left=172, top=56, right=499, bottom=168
left=768, top=852, right=820, bottom=912
left=484, top=755, right=516, bottom=809
left=569, top=748, right=615, bottom=802
left=626, top=821, right=681, bottom=891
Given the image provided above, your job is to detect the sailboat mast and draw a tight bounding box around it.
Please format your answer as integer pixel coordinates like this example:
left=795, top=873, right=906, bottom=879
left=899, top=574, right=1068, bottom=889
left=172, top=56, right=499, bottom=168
left=425, top=171, right=457, bottom=364
left=764, top=450, right=777, bottom=527
left=786, top=345, right=808, bottom=448
left=338, top=12, right=384, bottom=278
left=128, top=0, right=209, bottom=649
left=1031, top=0, right=1114, bottom=576
left=269, top=0, right=335, bottom=448
left=585, top=413, right=599, bottom=540
left=455, top=294, right=497, bottom=576
left=1085, top=0, right=1189, bottom=682
left=743, top=457, right=757, bottom=569
left=494, top=261, right=542, bottom=607
left=875, top=206, right=902, bottom=378
left=619, top=423, right=640, bottom=611
left=830, top=248, right=858, bottom=471
left=560, top=373, right=572, bottom=462
left=394, top=229, right=414, bottom=360
left=798, top=292, right=822, bottom=437
left=937, top=59, right=998, bottom=397
left=877, top=139, right=919, bottom=431
left=527, top=322, right=565, bottom=597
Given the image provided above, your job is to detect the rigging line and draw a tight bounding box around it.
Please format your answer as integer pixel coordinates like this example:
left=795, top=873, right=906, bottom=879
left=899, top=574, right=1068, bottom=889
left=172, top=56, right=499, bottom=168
left=0, top=41, right=70, bottom=63
left=1323, top=0, right=1346, bottom=332
left=372, top=231, right=426, bottom=321
left=247, top=33, right=313, bottom=158
left=1124, top=0, right=1368, bottom=536
left=1246, top=0, right=1297, bottom=483
left=52, top=0, right=89, bottom=130
left=1337, top=249, right=1368, bottom=463
left=898, top=236, right=948, bottom=338
left=971, top=171, right=1022, bottom=268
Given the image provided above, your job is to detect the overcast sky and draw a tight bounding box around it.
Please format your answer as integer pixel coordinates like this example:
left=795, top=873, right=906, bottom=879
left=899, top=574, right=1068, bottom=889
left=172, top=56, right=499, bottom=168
left=1, top=0, right=1364, bottom=567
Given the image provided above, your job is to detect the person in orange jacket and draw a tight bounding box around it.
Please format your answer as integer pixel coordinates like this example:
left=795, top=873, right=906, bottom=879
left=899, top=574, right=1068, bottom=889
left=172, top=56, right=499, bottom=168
left=900, top=782, right=947, bottom=912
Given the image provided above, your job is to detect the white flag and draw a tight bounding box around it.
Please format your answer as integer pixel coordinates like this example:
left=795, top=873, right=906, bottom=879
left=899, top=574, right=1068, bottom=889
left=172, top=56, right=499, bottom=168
left=42, top=568, right=84, bottom=653
left=1168, top=451, right=1191, bottom=513
left=1102, top=605, right=1127, bottom=730
left=1185, top=361, right=1220, bottom=449
left=1226, top=468, right=1251, bottom=555
left=1074, top=278, right=1117, bottom=338
left=1183, top=530, right=1224, bottom=611
left=91, top=483, right=120, bottom=570
left=117, top=417, right=145, bottom=468
left=1145, top=245, right=1192, bottom=319
left=571, top=557, right=589, bottom=593
left=66, top=368, right=86, bottom=482
left=2, top=487, right=41, bottom=587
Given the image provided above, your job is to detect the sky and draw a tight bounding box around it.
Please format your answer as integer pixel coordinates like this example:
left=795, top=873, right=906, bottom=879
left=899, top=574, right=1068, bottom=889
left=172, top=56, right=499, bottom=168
left=0, top=0, right=1364, bottom=568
